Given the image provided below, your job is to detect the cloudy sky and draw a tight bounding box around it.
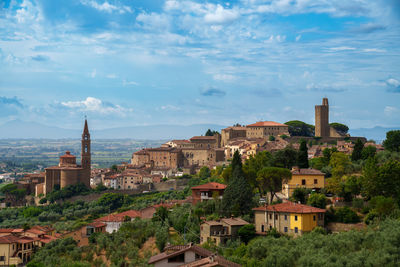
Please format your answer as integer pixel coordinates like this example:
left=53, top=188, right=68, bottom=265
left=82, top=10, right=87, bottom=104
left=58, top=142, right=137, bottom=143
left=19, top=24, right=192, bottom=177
left=0, top=0, right=399, bottom=130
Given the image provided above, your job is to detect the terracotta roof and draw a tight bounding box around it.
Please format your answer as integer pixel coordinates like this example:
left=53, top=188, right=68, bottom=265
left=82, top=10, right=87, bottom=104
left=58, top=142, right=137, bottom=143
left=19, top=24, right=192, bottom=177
left=179, top=255, right=241, bottom=267
left=0, top=235, right=20, bottom=244
left=247, top=121, right=287, bottom=127
left=39, top=235, right=58, bottom=244
left=88, top=222, right=106, bottom=228
left=253, top=202, right=326, bottom=213
left=190, top=136, right=216, bottom=140
left=191, top=182, right=227, bottom=190
left=60, top=151, right=76, bottom=158
left=221, top=217, right=249, bottom=226
left=171, top=140, right=191, bottom=144
left=149, top=244, right=237, bottom=265
left=95, top=210, right=141, bottom=223
left=291, top=168, right=324, bottom=175
left=223, top=126, right=246, bottom=131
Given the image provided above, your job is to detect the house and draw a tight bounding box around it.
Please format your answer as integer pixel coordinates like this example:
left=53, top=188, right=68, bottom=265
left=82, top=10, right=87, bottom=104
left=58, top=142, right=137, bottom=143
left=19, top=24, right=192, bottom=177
left=94, top=210, right=141, bottom=233
left=148, top=243, right=240, bottom=267
left=191, top=182, right=227, bottom=205
left=246, top=121, right=289, bottom=138
left=253, top=202, right=325, bottom=236
left=200, top=217, right=248, bottom=245
left=0, top=235, right=35, bottom=266
left=63, top=222, right=106, bottom=247
left=282, top=167, right=325, bottom=198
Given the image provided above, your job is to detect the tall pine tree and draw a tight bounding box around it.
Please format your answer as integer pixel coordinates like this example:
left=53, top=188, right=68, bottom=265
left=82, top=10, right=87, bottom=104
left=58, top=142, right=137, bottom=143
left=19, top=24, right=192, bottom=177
left=351, top=139, right=363, bottom=161
left=297, top=140, right=309, bottom=168
left=222, top=150, right=254, bottom=216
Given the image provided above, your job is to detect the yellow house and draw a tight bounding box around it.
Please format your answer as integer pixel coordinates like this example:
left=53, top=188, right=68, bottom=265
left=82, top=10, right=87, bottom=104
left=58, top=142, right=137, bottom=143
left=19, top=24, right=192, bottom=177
left=282, top=167, right=325, bottom=198
left=253, top=201, right=325, bottom=236
left=0, top=235, right=35, bottom=266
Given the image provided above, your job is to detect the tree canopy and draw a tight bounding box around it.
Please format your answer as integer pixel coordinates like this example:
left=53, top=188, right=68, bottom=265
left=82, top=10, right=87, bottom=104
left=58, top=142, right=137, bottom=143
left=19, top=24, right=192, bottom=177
left=329, top=123, right=349, bottom=135
left=285, top=120, right=315, bottom=136
left=297, top=139, right=309, bottom=168
left=256, top=167, right=291, bottom=203
left=383, top=130, right=400, bottom=152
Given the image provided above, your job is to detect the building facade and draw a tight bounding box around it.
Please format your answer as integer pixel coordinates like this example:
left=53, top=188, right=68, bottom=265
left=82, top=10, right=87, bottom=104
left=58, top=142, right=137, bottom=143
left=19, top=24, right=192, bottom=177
left=41, top=120, right=91, bottom=195
left=282, top=167, right=325, bottom=198
left=191, top=182, right=226, bottom=205
left=200, top=218, right=248, bottom=245
left=246, top=121, right=289, bottom=138
left=253, top=202, right=325, bottom=236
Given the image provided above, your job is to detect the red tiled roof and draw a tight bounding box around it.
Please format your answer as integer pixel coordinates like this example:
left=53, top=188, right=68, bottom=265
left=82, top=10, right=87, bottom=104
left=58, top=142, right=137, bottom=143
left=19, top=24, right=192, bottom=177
left=0, top=235, right=20, bottom=244
left=291, top=168, right=324, bottom=175
left=39, top=235, right=58, bottom=244
left=88, top=222, right=106, bottom=228
left=95, top=210, right=141, bottom=222
left=253, top=202, right=325, bottom=213
left=191, top=182, right=227, bottom=190
left=60, top=151, right=76, bottom=158
left=190, top=136, right=216, bottom=140
left=247, top=121, right=287, bottom=127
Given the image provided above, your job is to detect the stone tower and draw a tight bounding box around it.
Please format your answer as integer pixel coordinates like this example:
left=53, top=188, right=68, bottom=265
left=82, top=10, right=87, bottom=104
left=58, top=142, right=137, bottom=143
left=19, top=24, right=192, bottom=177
left=315, top=98, right=329, bottom=137
left=81, top=119, right=91, bottom=172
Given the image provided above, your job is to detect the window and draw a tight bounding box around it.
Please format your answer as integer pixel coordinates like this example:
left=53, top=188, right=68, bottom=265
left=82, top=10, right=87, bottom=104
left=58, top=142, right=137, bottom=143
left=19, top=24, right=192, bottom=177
left=314, top=179, right=318, bottom=184
left=284, top=227, right=288, bottom=233
left=168, top=254, right=185, bottom=263
left=261, top=225, right=265, bottom=232
left=275, top=214, right=278, bottom=220
left=295, top=227, right=298, bottom=233
left=284, top=215, right=287, bottom=220
left=269, top=214, right=272, bottom=219
left=313, top=215, right=316, bottom=221
left=302, top=179, right=306, bottom=185
left=0, top=256, right=4, bottom=261
left=295, top=215, right=298, bottom=221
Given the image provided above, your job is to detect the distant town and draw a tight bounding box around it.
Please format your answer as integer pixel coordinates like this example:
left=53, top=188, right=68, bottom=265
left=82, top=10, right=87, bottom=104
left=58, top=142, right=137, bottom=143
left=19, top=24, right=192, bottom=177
left=0, top=97, right=398, bottom=267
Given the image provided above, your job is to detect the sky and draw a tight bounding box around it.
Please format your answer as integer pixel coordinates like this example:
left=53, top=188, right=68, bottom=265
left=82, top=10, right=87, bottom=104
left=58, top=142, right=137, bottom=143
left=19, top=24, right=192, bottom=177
left=0, top=0, right=400, bottom=130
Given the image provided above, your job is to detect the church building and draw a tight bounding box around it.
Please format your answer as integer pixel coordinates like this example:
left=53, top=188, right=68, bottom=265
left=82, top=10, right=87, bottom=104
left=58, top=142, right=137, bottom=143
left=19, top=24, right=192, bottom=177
left=36, top=119, right=91, bottom=196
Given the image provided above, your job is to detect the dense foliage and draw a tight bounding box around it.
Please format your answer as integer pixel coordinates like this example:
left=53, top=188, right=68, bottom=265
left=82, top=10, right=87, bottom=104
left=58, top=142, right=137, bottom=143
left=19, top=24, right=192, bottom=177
left=383, top=130, right=400, bottom=152
left=284, top=120, right=315, bottom=136
left=221, top=219, right=400, bottom=266
left=329, top=122, right=349, bottom=135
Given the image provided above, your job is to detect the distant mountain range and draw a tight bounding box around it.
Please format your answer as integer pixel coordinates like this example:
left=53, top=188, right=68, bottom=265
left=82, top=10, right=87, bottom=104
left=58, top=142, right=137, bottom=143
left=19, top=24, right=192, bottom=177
left=0, top=120, right=227, bottom=140
left=0, top=120, right=398, bottom=141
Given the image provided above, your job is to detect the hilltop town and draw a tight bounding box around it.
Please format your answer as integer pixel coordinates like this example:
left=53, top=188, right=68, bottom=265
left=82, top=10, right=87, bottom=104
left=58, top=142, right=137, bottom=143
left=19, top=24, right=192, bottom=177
left=0, top=97, right=398, bottom=267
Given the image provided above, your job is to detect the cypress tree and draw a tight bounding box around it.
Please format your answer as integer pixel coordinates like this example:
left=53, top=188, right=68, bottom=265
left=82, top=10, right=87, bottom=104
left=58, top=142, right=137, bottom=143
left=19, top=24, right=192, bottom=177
left=222, top=151, right=253, bottom=216
left=297, top=140, right=309, bottom=168
left=351, top=139, right=363, bottom=161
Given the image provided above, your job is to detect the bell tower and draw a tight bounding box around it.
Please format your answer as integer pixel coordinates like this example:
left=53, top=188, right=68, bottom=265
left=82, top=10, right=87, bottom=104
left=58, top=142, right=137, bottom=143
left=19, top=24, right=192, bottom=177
left=81, top=118, right=91, bottom=171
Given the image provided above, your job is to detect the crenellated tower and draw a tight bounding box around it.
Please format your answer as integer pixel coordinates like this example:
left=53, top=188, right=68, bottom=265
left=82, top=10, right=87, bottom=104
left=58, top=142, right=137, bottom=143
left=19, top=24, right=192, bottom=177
left=315, top=98, right=330, bottom=137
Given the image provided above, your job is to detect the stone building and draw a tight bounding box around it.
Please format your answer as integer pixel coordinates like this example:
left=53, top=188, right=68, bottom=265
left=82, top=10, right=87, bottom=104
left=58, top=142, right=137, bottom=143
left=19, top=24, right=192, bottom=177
left=221, top=126, right=247, bottom=147
left=200, top=218, right=249, bottom=245
left=315, top=98, right=345, bottom=138
left=131, top=147, right=183, bottom=169
left=38, top=120, right=91, bottom=196
left=246, top=121, right=289, bottom=138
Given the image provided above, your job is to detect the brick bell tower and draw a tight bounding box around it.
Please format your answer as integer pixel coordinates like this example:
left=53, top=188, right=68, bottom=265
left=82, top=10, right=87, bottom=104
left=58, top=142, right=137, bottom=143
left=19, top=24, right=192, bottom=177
left=81, top=118, right=91, bottom=174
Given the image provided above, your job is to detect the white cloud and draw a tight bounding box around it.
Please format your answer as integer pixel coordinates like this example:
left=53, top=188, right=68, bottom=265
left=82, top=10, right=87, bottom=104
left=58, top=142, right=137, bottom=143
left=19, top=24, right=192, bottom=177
left=329, top=46, right=356, bottom=52
left=136, top=12, right=171, bottom=31
left=122, top=80, right=139, bottom=86
left=213, top=73, right=236, bottom=82
left=90, top=69, right=97, bottom=78
left=61, top=97, right=133, bottom=115
left=106, top=74, right=117, bottom=79
left=384, top=106, right=398, bottom=116
left=160, top=105, right=181, bottom=111
left=81, top=0, right=132, bottom=14
left=295, top=35, right=302, bottom=42
left=386, top=78, right=400, bottom=88
left=204, top=4, right=239, bottom=24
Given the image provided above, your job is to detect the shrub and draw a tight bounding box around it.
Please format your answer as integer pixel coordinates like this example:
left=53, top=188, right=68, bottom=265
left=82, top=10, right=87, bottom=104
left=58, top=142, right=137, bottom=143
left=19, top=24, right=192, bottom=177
left=334, top=207, right=360, bottom=223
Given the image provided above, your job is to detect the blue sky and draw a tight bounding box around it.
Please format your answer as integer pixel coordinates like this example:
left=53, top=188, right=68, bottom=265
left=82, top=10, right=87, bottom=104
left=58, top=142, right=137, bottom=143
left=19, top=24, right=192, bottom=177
left=0, top=0, right=399, bottom=130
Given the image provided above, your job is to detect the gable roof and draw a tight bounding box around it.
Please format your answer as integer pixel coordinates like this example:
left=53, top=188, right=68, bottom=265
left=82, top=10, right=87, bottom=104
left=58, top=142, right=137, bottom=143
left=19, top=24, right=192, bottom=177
left=148, top=244, right=240, bottom=267
left=95, top=209, right=141, bottom=222
left=247, top=121, right=287, bottom=127
left=253, top=202, right=326, bottom=214
left=191, top=182, right=227, bottom=190
left=291, top=168, right=324, bottom=175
